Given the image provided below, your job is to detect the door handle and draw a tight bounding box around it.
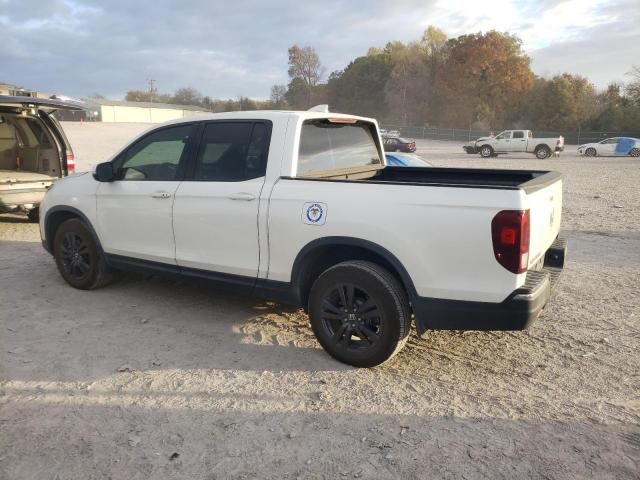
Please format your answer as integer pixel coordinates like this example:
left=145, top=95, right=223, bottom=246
left=229, top=192, right=256, bottom=201
left=151, top=191, right=171, bottom=198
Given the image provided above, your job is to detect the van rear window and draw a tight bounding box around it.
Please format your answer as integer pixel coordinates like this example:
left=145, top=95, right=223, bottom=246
left=297, top=119, right=382, bottom=176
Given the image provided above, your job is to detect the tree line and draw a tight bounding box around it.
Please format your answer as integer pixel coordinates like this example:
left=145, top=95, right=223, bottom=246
left=123, top=28, right=640, bottom=133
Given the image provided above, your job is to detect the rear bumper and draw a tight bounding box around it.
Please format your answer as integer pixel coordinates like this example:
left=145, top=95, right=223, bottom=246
left=0, top=187, right=48, bottom=213
left=413, top=235, right=567, bottom=334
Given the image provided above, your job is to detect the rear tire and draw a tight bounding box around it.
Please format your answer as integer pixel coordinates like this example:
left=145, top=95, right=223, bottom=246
left=630, top=148, right=640, bottom=157
left=585, top=147, right=597, bottom=157
left=53, top=218, right=115, bottom=290
left=480, top=145, right=493, bottom=158
left=535, top=146, right=551, bottom=159
left=308, top=260, right=411, bottom=367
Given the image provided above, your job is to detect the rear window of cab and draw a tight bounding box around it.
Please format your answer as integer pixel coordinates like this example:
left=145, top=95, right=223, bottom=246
left=297, top=119, right=382, bottom=176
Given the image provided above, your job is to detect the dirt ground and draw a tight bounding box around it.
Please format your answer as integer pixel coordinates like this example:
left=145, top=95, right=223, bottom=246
left=1, top=123, right=639, bottom=479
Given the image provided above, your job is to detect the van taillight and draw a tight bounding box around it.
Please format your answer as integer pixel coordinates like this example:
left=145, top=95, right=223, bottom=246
left=66, top=153, right=75, bottom=174
left=491, top=210, right=530, bottom=274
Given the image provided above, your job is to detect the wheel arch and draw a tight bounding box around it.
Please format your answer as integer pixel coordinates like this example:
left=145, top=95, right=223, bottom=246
left=290, top=236, right=418, bottom=310
left=534, top=143, right=551, bottom=152
left=585, top=146, right=597, bottom=156
left=44, top=206, right=102, bottom=255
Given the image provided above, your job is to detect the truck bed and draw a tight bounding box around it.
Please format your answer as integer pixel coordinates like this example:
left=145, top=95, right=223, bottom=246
left=293, top=166, right=561, bottom=194
left=376, top=167, right=560, bottom=193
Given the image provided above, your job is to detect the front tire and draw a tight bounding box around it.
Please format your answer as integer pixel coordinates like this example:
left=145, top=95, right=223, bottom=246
left=308, top=261, right=411, bottom=367
left=480, top=145, right=493, bottom=158
left=630, top=148, right=640, bottom=157
left=53, top=218, right=115, bottom=290
left=585, top=147, right=597, bottom=157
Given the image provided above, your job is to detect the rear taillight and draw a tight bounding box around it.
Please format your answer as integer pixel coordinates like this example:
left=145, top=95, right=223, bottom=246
left=491, top=210, right=530, bottom=274
left=66, top=152, right=75, bottom=174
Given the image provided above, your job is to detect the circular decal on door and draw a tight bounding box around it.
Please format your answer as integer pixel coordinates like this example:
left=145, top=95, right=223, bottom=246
left=302, top=202, right=327, bottom=225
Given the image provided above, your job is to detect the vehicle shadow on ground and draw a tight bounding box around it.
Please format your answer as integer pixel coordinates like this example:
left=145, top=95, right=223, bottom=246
left=0, top=236, right=597, bottom=383
left=1, top=240, right=348, bottom=380
left=0, top=239, right=536, bottom=383
left=0, top=213, right=31, bottom=223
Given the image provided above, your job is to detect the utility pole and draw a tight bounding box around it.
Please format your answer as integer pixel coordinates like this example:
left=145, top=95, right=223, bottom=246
left=149, top=79, right=155, bottom=103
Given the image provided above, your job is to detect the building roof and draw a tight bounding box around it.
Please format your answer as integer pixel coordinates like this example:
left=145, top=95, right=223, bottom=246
left=88, top=98, right=207, bottom=111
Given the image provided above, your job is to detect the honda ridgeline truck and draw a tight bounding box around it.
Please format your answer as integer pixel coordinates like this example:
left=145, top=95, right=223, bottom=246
left=39, top=108, right=567, bottom=367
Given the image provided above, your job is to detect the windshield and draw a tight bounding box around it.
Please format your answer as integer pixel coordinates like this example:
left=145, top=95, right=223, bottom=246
left=297, top=119, right=382, bottom=176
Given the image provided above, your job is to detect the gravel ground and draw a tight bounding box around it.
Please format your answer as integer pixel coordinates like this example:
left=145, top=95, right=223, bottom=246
left=1, top=123, right=639, bottom=479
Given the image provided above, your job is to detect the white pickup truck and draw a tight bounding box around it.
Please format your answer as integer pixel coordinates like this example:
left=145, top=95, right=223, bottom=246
left=39, top=109, right=567, bottom=367
left=464, top=130, right=565, bottom=159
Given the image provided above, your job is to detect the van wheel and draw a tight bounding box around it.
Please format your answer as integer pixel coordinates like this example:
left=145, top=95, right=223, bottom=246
left=308, top=260, right=411, bottom=367
left=630, top=148, right=640, bottom=157
left=585, top=147, right=597, bottom=157
left=53, top=218, right=115, bottom=290
left=535, top=146, right=551, bottom=159
left=27, top=207, right=39, bottom=223
left=480, top=145, right=493, bottom=158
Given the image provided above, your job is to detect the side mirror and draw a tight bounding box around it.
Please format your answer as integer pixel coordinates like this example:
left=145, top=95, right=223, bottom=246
left=93, top=162, right=116, bottom=182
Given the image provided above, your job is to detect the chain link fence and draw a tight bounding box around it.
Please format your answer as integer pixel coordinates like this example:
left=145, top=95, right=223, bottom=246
left=380, top=125, right=640, bottom=145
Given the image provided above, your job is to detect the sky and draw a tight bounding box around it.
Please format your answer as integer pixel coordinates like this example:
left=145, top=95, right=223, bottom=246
left=1, top=0, right=639, bottom=100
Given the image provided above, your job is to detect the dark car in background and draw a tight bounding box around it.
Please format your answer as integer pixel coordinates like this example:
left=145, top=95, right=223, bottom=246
left=383, top=136, right=416, bottom=153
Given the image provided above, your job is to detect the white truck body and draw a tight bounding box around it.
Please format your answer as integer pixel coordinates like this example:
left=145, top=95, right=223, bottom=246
left=464, top=130, right=565, bottom=159
left=39, top=110, right=567, bottom=366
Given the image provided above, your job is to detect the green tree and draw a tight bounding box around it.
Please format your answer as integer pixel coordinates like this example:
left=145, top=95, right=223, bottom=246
left=270, top=84, right=288, bottom=108
left=287, top=45, right=325, bottom=108
left=328, top=52, right=392, bottom=119
left=527, top=74, right=598, bottom=131
left=171, top=87, right=203, bottom=106
left=625, top=65, right=640, bottom=105
left=434, top=31, right=534, bottom=129
left=587, top=82, right=640, bottom=133
left=125, top=90, right=151, bottom=102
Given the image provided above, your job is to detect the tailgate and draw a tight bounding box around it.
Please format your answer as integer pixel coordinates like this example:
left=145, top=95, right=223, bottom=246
left=525, top=174, right=562, bottom=266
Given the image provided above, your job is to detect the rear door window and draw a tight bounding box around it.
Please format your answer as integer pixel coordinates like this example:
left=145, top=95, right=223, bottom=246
left=513, top=131, right=524, bottom=139
left=193, top=121, right=270, bottom=181
left=297, top=119, right=382, bottom=176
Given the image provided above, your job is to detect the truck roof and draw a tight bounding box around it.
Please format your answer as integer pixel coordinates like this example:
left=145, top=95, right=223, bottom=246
left=157, top=109, right=377, bottom=127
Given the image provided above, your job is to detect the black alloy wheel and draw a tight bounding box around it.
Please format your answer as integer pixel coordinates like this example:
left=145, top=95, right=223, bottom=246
left=319, top=283, right=382, bottom=351
left=53, top=218, right=115, bottom=290
left=308, top=260, right=411, bottom=367
left=58, top=231, right=92, bottom=281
